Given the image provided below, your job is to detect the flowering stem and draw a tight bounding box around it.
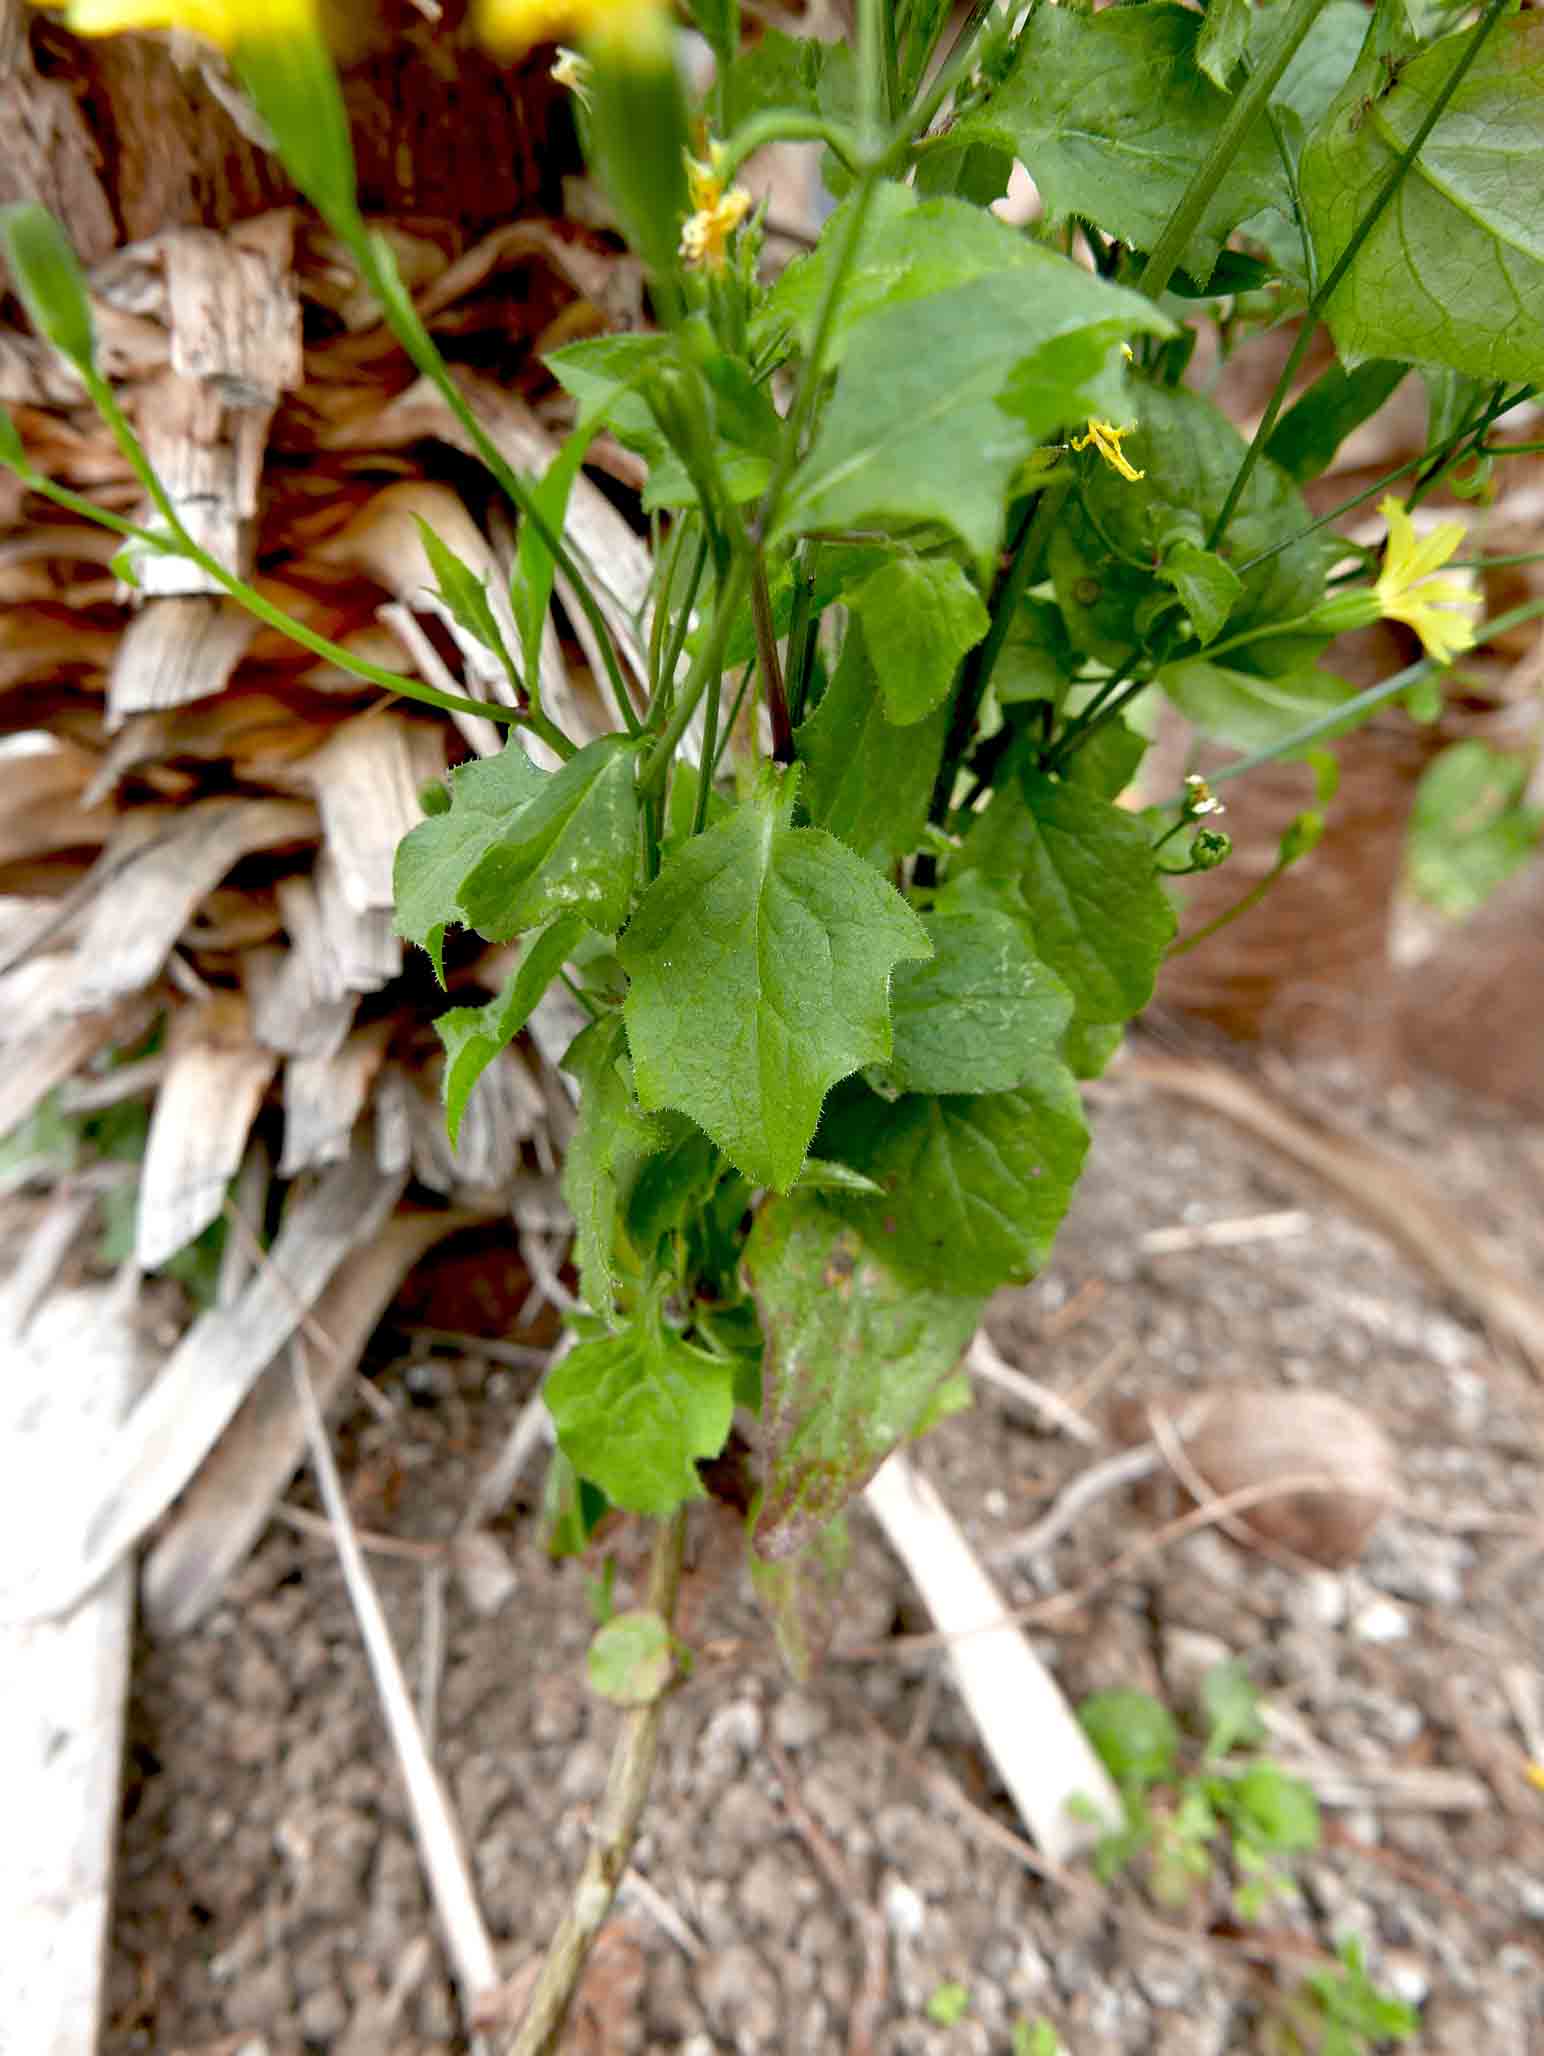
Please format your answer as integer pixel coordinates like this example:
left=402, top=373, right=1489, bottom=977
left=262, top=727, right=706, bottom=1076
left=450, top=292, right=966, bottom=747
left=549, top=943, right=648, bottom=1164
left=1138, top=0, right=1336, bottom=303
left=64, top=375, right=562, bottom=741
left=1206, top=0, right=1514, bottom=551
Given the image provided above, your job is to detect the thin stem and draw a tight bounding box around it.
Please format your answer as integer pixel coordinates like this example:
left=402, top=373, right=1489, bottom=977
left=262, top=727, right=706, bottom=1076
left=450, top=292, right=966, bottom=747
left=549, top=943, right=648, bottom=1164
left=656, top=530, right=710, bottom=714
left=710, top=662, right=758, bottom=783
left=350, top=230, right=636, bottom=734
left=783, top=548, right=818, bottom=730
left=750, top=554, right=793, bottom=762
left=1206, top=0, right=1514, bottom=550
left=504, top=1510, right=688, bottom=2056
left=639, top=552, right=752, bottom=793
left=1178, top=591, right=1544, bottom=802
left=1234, top=383, right=1531, bottom=575
left=857, top=0, right=885, bottom=149
left=1137, top=0, right=1336, bottom=303
left=1167, top=856, right=1295, bottom=958
left=33, top=408, right=552, bottom=738
left=693, top=670, right=726, bottom=834
left=718, top=112, right=863, bottom=182
left=928, top=479, right=1070, bottom=827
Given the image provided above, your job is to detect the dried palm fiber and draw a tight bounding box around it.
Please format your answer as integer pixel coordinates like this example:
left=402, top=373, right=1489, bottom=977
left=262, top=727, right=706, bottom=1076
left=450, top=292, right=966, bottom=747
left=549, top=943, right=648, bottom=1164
left=0, top=4, right=660, bottom=1621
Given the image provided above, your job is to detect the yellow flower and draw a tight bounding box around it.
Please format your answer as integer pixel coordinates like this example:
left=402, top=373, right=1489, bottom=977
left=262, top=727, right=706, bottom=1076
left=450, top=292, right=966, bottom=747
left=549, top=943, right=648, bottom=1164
left=1072, top=419, right=1144, bottom=483
left=51, top=0, right=313, bottom=44
left=1527, top=1761, right=1544, bottom=1794
left=1373, top=494, right=1478, bottom=665
left=680, top=148, right=752, bottom=271
left=477, top=0, right=667, bottom=57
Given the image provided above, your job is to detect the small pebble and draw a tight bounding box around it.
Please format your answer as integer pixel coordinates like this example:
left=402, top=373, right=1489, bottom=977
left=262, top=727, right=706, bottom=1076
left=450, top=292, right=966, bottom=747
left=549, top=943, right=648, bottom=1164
left=1385, top=1952, right=1431, bottom=2007
left=1351, top=1597, right=1410, bottom=1643
left=883, top=1875, right=927, bottom=1939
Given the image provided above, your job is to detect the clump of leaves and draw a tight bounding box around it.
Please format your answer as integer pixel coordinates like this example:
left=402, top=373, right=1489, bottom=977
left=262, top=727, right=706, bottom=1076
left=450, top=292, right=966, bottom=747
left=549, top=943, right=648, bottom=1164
left=1266, top=1936, right=1419, bottom=2056
left=1077, top=1661, right=1320, bottom=1920
left=1406, top=737, right=1543, bottom=917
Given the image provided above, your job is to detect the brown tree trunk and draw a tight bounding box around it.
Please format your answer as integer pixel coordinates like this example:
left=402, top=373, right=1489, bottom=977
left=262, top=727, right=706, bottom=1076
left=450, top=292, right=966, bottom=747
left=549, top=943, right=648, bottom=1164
left=0, top=0, right=571, bottom=261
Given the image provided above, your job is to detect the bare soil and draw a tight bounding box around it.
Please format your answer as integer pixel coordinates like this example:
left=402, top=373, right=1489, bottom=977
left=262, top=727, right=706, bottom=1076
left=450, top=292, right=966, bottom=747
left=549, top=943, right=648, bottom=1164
left=107, top=1059, right=1544, bottom=2055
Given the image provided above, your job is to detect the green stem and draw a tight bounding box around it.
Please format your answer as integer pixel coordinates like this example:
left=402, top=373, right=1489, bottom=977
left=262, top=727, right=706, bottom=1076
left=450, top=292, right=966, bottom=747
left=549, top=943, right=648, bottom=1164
left=719, top=113, right=863, bottom=182
left=750, top=554, right=792, bottom=762
left=1206, top=0, right=1514, bottom=550
left=710, top=663, right=757, bottom=783
left=1167, top=858, right=1293, bottom=958
left=639, top=552, right=752, bottom=794
left=656, top=530, right=710, bottom=716
left=1138, top=0, right=1336, bottom=303
left=857, top=0, right=886, bottom=149
left=927, top=480, right=1068, bottom=827
left=783, top=548, right=818, bottom=730
left=37, top=404, right=558, bottom=740
left=693, top=670, right=725, bottom=834
left=350, top=230, right=636, bottom=735
left=1234, top=383, right=1532, bottom=575
left=1179, top=591, right=1544, bottom=802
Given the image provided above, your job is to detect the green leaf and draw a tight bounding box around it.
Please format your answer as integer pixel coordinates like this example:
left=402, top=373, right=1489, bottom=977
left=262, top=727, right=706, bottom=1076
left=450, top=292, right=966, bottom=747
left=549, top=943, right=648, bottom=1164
left=233, top=28, right=359, bottom=234
left=393, top=740, right=549, bottom=981
left=1078, top=1690, right=1180, bottom=1789
left=796, top=625, right=950, bottom=868
left=953, top=3, right=1285, bottom=286
left=816, top=1075, right=1089, bottom=1297
left=1264, top=359, right=1409, bottom=483
left=546, top=1290, right=733, bottom=1515
left=1062, top=715, right=1148, bottom=803
left=562, top=1013, right=663, bottom=1324
left=1160, top=537, right=1245, bottom=647
left=0, top=203, right=96, bottom=373
left=1224, top=1764, right=1320, bottom=1852
left=884, top=908, right=1074, bottom=1097
left=1063, top=1018, right=1124, bottom=1080
left=1196, top=0, right=1253, bottom=90
left=1258, top=0, right=1369, bottom=133
left=0, top=401, right=29, bottom=472
left=585, top=18, right=692, bottom=282
left=587, top=1609, right=674, bottom=1706
left=1301, top=14, right=1544, bottom=383
left=626, top=1119, right=726, bottom=1257
left=778, top=260, right=1171, bottom=569
left=457, top=734, right=640, bottom=942
left=962, top=770, right=1176, bottom=1026
left=510, top=423, right=591, bottom=697
left=926, top=1984, right=972, bottom=2028
left=412, top=515, right=513, bottom=672
left=547, top=332, right=674, bottom=430
left=847, top=556, right=989, bottom=726
left=1200, top=1658, right=1267, bottom=1760
left=1158, top=655, right=1360, bottom=753
left=994, top=597, right=1077, bottom=708
left=745, top=1190, right=983, bottom=1560
left=1049, top=384, right=1326, bottom=670
left=434, top=914, right=585, bottom=1147
left=1407, top=737, right=1543, bottom=916
left=723, top=25, right=828, bottom=126
left=747, top=1511, right=850, bottom=1681
left=620, top=767, right=933, bottom=1191
left=766, top=184, right=1144, bottom=368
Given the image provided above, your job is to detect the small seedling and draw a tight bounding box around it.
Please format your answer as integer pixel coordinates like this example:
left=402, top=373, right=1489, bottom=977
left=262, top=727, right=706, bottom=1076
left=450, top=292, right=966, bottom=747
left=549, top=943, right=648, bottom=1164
left=1266, top=1935, right=1419, bottom=2055
left=1076, top=1663, right=1320, bottom=1919
left=925, top=1980, right=972, bottom=2027
left=1012, top=2022, right=1067, bottom=2056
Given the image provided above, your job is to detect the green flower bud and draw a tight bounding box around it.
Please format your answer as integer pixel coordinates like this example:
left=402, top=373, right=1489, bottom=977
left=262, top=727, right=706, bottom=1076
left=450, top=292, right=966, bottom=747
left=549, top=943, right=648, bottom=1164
left=1304, top=588, right=1383, bottom=637
left=1188, top=828, right=1232, bottom=870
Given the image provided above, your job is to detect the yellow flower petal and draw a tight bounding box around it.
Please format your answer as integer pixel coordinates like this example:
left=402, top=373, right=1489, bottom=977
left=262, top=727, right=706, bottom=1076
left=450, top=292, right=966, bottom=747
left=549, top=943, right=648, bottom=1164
left=1373, top=494, right=1479, bottom=663
left=680, top=183, right=752, bottom=270
left=477, top=0, right=666, bottom=57
left=56, top=0, right=313, bottom=43
left=1071, top=419, right=1145, bottom=483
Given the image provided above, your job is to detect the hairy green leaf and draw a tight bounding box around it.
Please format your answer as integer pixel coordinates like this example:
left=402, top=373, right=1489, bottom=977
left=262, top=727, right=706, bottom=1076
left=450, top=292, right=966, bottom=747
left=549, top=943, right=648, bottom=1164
left=797, top=625, right=950, bottom=868
left=954, top=3, right=1285, bottom=285
left=561, top=1014, right=664, bottom=1323
left=884, top=907, right=1074, bottom=1097
left=745, top=1190, right=983, bottom=1560
left=620, top=767, right=932, bottom=1190
left=1259, top=0, right=1368, bottom=133
left=545, top=1290, right=733, bottom=1514
left=817, top=1074, right=1089, bottom=1296
left=962, top=771, right=1176, bottom=1026
left=847, top=556, right=989, bottom=726
left=434, top=914, right=585, bottom=1147
left=457, top=734, right=639, bottom=942
left=1160, top=537, right=1245, bottom=647
left=1158, top=656, right=1360, bottom=752
left=393, top=740, right=549, bottom=981
left=1302, top=14, right=1544, bottom=383
left=778, top=261, right=1170, bottom=569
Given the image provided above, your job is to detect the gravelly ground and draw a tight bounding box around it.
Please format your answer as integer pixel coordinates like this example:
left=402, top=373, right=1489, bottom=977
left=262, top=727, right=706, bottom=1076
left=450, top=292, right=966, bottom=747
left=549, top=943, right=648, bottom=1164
left=108, top=1059, right=1544, bottom=2054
